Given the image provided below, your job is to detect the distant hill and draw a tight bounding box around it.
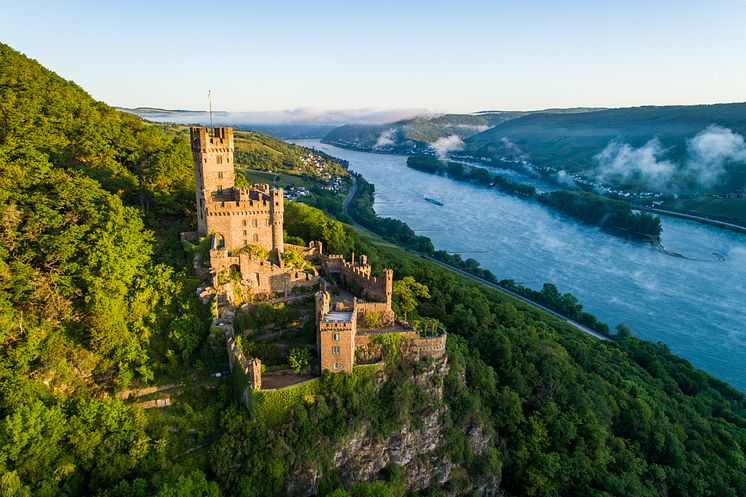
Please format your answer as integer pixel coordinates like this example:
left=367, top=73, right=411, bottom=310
left=322, top=114, right=492, bottom=154
left=465, top=102, right=746, bottom=192
left=322, top=108, right=606, bottom=154
left=475, top=107, right=606, bottom=125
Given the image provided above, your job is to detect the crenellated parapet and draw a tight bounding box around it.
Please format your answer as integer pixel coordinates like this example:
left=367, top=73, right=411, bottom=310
left=317, top=251, right=392, bottom=306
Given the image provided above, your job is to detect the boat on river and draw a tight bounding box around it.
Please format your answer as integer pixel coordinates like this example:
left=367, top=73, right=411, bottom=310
left=424, top=196, right=444, bottom=206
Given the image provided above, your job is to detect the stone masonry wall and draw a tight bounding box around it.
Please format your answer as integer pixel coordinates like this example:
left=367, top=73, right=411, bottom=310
left=356, top=302, right=396, bottom=328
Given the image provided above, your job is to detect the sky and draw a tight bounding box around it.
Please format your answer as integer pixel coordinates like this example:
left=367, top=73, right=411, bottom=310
left=2, top=0, right=745, bottom=119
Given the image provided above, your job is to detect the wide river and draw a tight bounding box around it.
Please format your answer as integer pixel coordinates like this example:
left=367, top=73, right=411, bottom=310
left=294, top=140, right=746, bottom=391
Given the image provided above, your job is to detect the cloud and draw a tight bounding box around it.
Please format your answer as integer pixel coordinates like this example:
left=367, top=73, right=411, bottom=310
left=556, top=170, right=577, bottom=186
left=500, top=137, right=529, bottom=161
left=594, top=126, right=746, bottom=192
left=594, top=138, right=677, bottom=190
left=127, top=107, right=429, bottom=126
left=373, top=128, right=397, bottom=149
left=429, top=135, right=464, bottom=160
left=684, top=125, right=746, bottom=189
left=454, top=124, right=491, bottom=133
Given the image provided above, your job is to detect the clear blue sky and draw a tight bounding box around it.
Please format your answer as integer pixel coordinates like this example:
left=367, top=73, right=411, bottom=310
left=2, top=0, right=745, bottom=114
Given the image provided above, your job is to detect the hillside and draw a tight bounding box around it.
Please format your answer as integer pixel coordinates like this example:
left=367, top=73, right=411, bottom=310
left=3, top=42, right=746, bottom=497
left=322, top=114, right=492, bottom=153
left=322, top=109, right=605, bottom=154
left=465, top=102, right=746, bottom=193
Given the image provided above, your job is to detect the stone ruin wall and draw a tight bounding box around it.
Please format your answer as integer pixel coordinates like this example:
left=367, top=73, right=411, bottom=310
left=356, top=302, right=396, bottom=328
left=316, top=251, right=392, bottom=306
left=209, top=249, right=318, bottom=303
left=355, top=331, right=446, bottom=364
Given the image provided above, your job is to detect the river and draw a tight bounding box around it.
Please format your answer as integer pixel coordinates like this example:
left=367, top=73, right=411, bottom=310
left=293, top=139, right=746, bottom=391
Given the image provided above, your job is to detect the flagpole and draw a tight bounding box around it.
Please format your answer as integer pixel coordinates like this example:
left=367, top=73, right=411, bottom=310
left=208, top=90, right=213, bottom=137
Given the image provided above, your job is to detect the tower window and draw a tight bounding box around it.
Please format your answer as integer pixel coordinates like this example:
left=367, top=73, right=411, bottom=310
left=243, top=220, right=247, bottom=226
left=216, top=155, right=223, bottom=164
left=332, top=347, right=340, bottom=355
left=253, top=234, right=259, bottom=242
left=217, top=185, right=223, bottom=196
left=333, top=333, right=340, bottom=341
left=243, top=230, right=247, bottom=236
left=218, top=172, right=223, bottom=179
left=252, top=219, right=258, bottom=227
left=333, top=362, right=339, bottom=370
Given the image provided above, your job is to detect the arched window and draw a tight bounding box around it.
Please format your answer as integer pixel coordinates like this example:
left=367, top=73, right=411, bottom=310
left=333, top=362, right=339, bottom=370
left=214, top=233, right=225, bottom=250
left=253, top=234, right=259, bottom=242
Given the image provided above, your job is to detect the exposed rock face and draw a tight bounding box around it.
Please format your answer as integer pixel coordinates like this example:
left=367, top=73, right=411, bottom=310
left=333, top=410, right=452, bottom=491
left=285, top=356, right=499, bottom=496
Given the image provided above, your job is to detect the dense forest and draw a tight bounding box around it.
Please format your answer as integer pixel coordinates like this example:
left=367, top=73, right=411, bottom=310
left=2, top=42, right=746, bottom=497
left=538, top=190, right=662, bottom=238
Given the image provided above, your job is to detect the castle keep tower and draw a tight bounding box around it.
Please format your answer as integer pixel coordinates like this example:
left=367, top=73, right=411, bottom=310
left=191, top=126, right=235, bottom=235
left=190, top=126, right=284, bottom=253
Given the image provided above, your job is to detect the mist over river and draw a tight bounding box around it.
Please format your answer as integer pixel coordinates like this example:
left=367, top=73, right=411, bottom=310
left=293, top=140, right=746, bottom=391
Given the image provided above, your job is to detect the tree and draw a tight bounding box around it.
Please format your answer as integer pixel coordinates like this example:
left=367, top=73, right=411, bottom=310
left=392, top=277, right=430, bottom=320
left=288, top=348, right=311, bottom=374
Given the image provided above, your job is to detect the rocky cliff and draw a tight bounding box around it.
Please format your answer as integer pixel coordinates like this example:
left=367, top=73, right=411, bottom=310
left=285, top=356, right=500, bottom=496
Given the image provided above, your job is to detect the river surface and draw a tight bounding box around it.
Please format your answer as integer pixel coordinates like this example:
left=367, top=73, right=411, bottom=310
left=294, top=140, right=746, bottom=391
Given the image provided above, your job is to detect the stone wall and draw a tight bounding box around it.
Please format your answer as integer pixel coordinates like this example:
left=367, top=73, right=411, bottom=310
left=209, top=249, right=318, bottom=302
left=318, top=252, right=392, bottom=306
left=355, top=330, right=446, bottom=364
left=203, top=187, right=283, bottom=253
left=220, top=305, right=262, bottom=406
left=356, top=302, right=396, bottom=328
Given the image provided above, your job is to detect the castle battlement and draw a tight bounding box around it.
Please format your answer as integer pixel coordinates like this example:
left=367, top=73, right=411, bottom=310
left=317, top=251, right=392, bottom=306
left=191, top=126, right=233, bottom=151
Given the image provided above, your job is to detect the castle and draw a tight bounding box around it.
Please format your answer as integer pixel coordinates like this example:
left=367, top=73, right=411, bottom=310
left=191, top=126, right=283, bottom=253
left=314, top=246, right=445, bottom=373
left=189, top=126, right=444, bottom=382
left=190, top=126, right=316, bottom=297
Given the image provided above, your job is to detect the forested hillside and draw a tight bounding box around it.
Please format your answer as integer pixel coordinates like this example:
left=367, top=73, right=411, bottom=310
left=322, top=114, right=491, bottom=153
left=465, top=103, right=746, bottom=192
left=0, top=42, right=218, bottom=495
left=2, top=42, right=746, bottom=497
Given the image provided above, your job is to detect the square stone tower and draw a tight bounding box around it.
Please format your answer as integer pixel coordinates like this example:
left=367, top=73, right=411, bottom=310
left=190, top=126, right=284, bottom=254
left=191, top=126, right=235, bottom=235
